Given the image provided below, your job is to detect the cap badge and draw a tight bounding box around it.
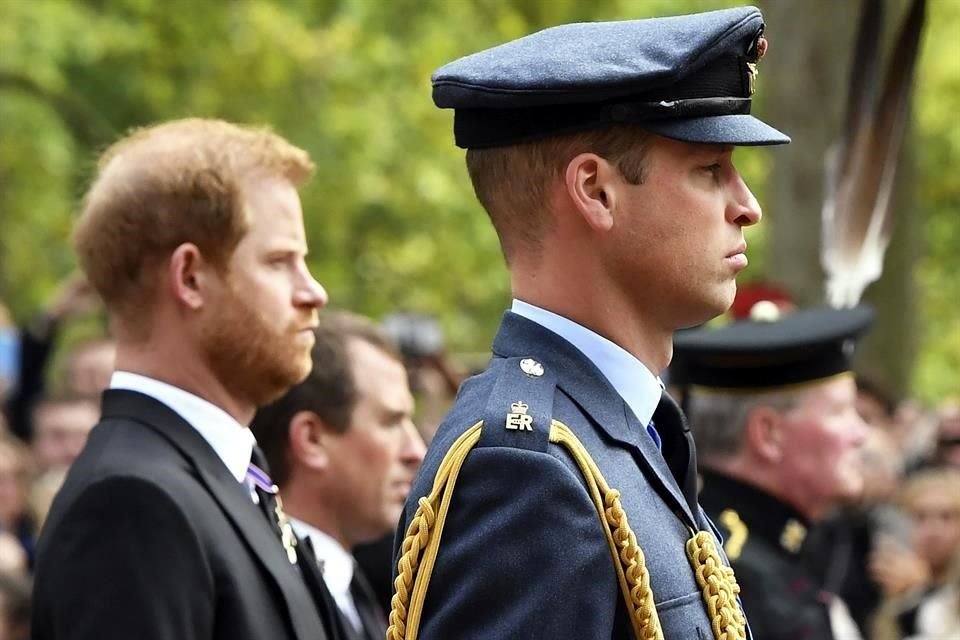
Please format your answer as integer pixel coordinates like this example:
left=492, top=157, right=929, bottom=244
left=746, top=30, right=768, bottom=96
left=519, top=358, right=544, bottom=377
left=506, top=400, right=534, bottom=431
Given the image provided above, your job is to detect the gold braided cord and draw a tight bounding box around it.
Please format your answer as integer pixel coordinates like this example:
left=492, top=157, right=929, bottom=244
left=387, top=418, right=740, bottom=640
left=548, top=421, right=664, bottom=640
left=387, top=422, right=483, bottom=640
left=685, top=530, right=748, bottom=640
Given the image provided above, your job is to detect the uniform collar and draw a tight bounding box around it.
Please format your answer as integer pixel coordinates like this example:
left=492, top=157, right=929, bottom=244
left=511, top=299, right=663, bottom=427
left=109, top=371, right=255, bottom=482
left=699, top=469, right=810, bottom=556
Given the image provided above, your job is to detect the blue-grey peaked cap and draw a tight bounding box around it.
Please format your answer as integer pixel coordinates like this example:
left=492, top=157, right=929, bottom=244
left=432, top=6, right=790, bottom=149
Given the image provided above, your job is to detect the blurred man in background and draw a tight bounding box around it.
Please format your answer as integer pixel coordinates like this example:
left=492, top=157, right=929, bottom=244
left=252, top=310, right=425, bottom=640
left=674, top=305, right=873, bottom=640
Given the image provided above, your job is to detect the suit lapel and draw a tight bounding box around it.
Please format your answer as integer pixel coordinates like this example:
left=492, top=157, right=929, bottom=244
left=491, top=313, right=697, bottom=526
left=100, top=390, right=326, bottom=640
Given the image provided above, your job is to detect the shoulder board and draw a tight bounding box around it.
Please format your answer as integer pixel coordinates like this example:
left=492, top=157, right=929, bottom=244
left=475, top=356, right=556, bottom=453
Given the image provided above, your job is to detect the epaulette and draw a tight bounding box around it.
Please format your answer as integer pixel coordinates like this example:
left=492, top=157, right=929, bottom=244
left=475, top=356, right=556, bottom=453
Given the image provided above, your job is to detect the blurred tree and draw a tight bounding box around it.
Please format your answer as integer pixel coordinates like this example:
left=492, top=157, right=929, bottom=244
left=0, top=0, right=957, bottom=400
left=765, top=0, right=928, bottom=394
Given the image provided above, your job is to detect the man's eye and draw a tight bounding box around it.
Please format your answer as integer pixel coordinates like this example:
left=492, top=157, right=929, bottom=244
left=703, top=163, right=722, bottom=175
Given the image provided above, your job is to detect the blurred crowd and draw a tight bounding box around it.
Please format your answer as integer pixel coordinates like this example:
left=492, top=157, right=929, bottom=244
left=4, top=273, right=960, bottom=640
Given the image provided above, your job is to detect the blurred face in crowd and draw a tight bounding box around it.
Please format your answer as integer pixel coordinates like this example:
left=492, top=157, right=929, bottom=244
left=32, top=399, right=99, bottom=472
left=908, top=488, right=960, bottom=575
left=324, top=338, right=425, bottom=546
left=0, top=444, right=27, bottom=530
left=776, top=375, right=869, bottom=517
left=200, top=175, right=327, bottom=407
left=856, top=389, right=894, bottom=432
left=935, top=402, right=960, bottom=468
left=856, top=427, right=903, bottom=504
left=66, top=340, right=116, bottom=397
left=610, top=138, right=761, bottom=329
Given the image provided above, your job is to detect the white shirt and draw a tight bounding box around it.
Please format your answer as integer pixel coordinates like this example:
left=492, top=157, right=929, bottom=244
left=289, top=518, right=363, bottom=632
left=109, top=371, right=256, bottom=483
left=511, top=300, right=663, bottom=428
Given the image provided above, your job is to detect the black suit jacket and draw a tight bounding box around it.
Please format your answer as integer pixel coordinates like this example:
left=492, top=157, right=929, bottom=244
left=32, top=389, right=331, bottom=640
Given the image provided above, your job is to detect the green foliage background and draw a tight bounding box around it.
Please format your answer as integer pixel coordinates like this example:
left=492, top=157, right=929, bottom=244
left=0, top=0, right=957, bottom=400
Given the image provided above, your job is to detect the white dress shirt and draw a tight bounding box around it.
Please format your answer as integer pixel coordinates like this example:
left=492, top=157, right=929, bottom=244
left=289, top=518, right=364, bottom=632
left=511, top=299, right=663, bottom=428
left=109, top=371, right=256, bottom=483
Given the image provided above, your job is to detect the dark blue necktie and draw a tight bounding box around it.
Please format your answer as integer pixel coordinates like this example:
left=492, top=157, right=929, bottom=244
left=646, top=419, right=662, bottom=451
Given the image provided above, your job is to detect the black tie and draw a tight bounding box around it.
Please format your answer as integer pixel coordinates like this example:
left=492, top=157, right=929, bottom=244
left=299, top=537, right=349, bottom=640
left=350, top=567, right=387, bottom=640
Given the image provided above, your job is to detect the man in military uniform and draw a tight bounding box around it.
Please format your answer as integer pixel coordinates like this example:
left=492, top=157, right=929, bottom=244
left=672, top=306, right=874, bottom=640
left=389, top=7, right=789, bottom=640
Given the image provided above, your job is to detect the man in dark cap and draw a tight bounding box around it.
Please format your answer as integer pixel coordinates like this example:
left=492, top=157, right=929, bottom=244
left=673, top=305, right=874, bottom=640
left=389, top=6, right=788, bottom=640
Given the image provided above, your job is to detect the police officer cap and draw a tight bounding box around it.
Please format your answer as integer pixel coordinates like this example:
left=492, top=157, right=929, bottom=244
left=433, top=6, right=790, bottom=149
left=670, top=306, right=874, bottom=391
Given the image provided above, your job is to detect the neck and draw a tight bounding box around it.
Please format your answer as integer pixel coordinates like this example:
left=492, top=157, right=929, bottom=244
left=511, top=263, right=672, bottom=374
left=114, top=341, right=255, bottom=425
left=282, top=482, right=353, bottom=551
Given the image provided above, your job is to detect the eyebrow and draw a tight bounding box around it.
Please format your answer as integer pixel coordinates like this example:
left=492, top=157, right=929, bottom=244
left=682, top=143, right=734, bottom=159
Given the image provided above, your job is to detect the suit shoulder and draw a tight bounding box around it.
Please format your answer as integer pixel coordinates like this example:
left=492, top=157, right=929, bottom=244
left=38, top=473, right=198, bottom=561
left=73, top=418, right=192, bottom=484
left=47, top=424, right=201, bottom=536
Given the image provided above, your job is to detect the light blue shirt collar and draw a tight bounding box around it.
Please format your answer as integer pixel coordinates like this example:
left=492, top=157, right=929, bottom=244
left=511, top=300, right=663, bottom=427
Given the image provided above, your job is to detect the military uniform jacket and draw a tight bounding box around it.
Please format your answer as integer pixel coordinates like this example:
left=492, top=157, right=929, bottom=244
left=395, top=312, right=745, bottom=639
left=700, top=470, right=835, bottom=640
left=32, top=390, right=333, bottom=640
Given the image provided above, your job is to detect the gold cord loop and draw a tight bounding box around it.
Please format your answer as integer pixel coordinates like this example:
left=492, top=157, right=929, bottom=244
left=686, top=530, right=748, bottom=640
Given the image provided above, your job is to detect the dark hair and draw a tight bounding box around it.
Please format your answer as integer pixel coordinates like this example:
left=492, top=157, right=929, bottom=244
left=249, top=310, right=400, bottom=486
left=465, top=124, right=652, bottom=262
left=855, top=373, right=898, bottom=418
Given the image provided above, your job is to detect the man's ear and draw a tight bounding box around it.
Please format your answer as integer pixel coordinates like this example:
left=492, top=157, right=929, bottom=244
left=564, top=153, right=621, bottom=232
left=168, top=243, right=210, bottom=310
left=288, top=410, right=331, bottom=471
left=744, top=406, right=786, bottom=463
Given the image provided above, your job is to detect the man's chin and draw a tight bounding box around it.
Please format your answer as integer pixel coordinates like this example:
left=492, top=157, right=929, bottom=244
left=676, top=296, right=735, bottom=330
left=250, top=361, right=312, bottom=407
